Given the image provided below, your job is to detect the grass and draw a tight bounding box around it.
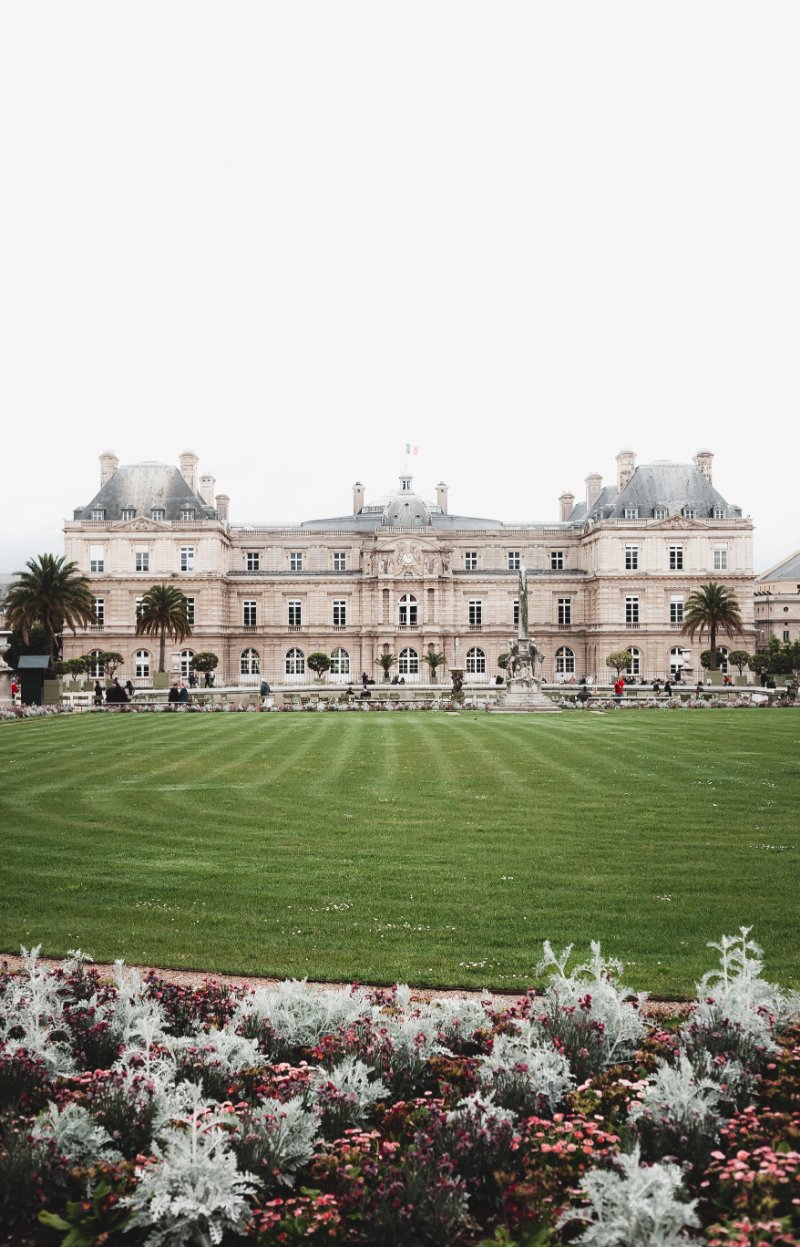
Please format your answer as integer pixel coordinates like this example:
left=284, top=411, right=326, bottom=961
left=1, top=709, right=798, bottom=996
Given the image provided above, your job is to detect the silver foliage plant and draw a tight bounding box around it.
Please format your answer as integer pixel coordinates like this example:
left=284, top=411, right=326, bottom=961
left=478, top=1022, right=574, bottom=1115
left=231, top=1095, right=320, bottom=1185
left=31, top=1101, right=122, bottom=1168
left=628, top=1054, right=727, bottom=1164
left=558, top=1144, right=700, bottom=1246
left=234, top=979, right=375, bottom=1055
left=310, top=1054, right=389, bottom=1130
left=0, top=945, right=75, bottom=1075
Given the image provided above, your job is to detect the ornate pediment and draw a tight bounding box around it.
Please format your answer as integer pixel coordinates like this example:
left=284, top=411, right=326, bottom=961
left=114, top=517, right=171, bottom=532
left=646, top=516, right=707, bottom=531
left=367, top=536, right=448, bottom=578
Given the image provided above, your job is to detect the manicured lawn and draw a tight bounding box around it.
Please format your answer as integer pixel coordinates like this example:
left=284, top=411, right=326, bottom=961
left=1, top=710, right=798, bottom=995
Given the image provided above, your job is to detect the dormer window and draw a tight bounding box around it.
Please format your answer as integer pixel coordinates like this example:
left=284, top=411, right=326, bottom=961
left=653, top=507, right=668, bottom=519
left=121, top=508, right=135, bottom=521
left=682, top=507, right=696, bottom=519
left=91, top=508, right=105, bottom=521
left=151, top=508, right=165, bottom=522
left=712, top=507, right=725, bottom=519
left=180, top=508, right=195, bottom=522
left=623, top=507, right=639, bottom=520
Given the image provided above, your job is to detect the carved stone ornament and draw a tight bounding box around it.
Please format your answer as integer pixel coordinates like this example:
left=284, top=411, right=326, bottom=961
left=395, top=540, right=424, bottom=577
left=117, top=517, right=164, bottom=531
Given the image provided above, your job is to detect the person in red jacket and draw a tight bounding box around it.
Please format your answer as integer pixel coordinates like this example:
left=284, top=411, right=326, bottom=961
left=613, top=677, right=624, bottom=698
left=10, top=678, right=19, bottom=705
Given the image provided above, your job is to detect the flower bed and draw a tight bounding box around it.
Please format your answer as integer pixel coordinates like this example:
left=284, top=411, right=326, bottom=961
left=0, top=930, right=797, bottom=1245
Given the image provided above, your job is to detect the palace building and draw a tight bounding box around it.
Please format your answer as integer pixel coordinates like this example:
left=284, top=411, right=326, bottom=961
left=63, top=449, right=757, bottom=685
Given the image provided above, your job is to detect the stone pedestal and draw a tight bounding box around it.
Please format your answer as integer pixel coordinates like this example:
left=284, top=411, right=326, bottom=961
left=499, top=683, right=562, bottom=713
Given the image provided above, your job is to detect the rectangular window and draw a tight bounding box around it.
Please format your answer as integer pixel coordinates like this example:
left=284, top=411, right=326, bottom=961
left=513, top=599, right=520, bottom=629
left=653, top=507, right=668, bottom=519
left=93, top=597, right=104, bottom=625
left=89, top=544, right=104, bottom=573
left=180, top=509, right=195, bottom=521
left=333, top=599, right=347, bottom=626
left=135, top=547, right=149, bottom=573
left=464, top=551, right=478, bottom=570
left=669, top=545, right=684, bottom=571
left=507, top=551, right=521, bottom=571
left=550, top=550, right=564, bottom=570
left=670, top=596, right=684, bottom=625
left=714, top=547, right=728, bottom=571
left=682, top=507, right=696, bottom=519
left=625, top=544, right=639, bottom=571
left=246, top=552, right=260, bottom=571
left=243, top=600, right=257, bottom=627
left=135, top=597, right=144, bottom=623
left=625, top=595, right=640, bottom=625
left=289, top=552, right=304, bottom=571
left=180, top=546, right=195, bottom=572
left=558, top=598, right=572, bottom=625
left=468, top=599, right=482, bottom=626
left=784, top=630, right=790, bottom=642
left=713, top=507, right=726, bottom=519
left=184, top=597, right=195, bottom=626
left=333, top=551, right=347, bottom=571
left=120, top=508, right=135, bottom=521
left=91, top=508, right=105, bottom=521
left=624, top=507, right=639, bottom=520
left=151, top=508, right=165, bottom=522
left=288, top=600, right=302, bottom=627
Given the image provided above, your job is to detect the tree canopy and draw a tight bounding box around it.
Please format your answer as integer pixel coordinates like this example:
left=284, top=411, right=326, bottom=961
left=681, top=583, right=743, bottom=669
left=135, top=584, right=191, bottom=673
left=4, top=554, right=96, bottom=668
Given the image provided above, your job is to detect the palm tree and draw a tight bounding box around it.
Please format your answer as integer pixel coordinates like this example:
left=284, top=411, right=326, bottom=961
left=135, top=584, right=191, bottom=673
left=4, top=554, right=96, bottom=668
left=681, top=582, right=743, bottom=670
left=422, top=649, right=446, bottom=683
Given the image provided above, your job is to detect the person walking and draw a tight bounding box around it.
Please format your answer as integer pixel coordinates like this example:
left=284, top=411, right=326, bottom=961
left=260, top=678, right=271, bottom=708
left=11, top=677, right=19, bottom=705
left=124, top=679, right=135, bottom=700
left=663, top=679, right=672, bottom=698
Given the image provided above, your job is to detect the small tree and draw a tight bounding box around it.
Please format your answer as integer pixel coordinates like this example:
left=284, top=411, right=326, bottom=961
left=56, top=656, right=88, bottom=685
left=728, top=650, right=751, bottom=678
left=422, top=649, right=446, bottom=683
left=375, top=653, right=396, bottom=682
left=81, top=651, right=124, bottom=680
left=497, top=653, right=509, bottom=671
left=307, top=652, right=331, bottom=681
left=190, top=653, right=219, bottom=673
left=606, top=650, right=633, bottom=678
left=700, top=649, right=726, bottom=671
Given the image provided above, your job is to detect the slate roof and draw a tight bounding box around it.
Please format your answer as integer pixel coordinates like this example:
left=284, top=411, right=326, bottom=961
left=74, top=464, right=217, bottom=521
left=582, top=462, right=740, bottom=522
left=757, top=549, right=800, bottom=582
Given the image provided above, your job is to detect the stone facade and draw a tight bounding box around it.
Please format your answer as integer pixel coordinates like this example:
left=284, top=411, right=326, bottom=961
left=62, top=449, right=757, bottom=685
left=754, top=550, right=800, bottom=651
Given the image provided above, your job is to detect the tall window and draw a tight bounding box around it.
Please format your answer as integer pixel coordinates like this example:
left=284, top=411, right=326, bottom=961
left=714, top=547, right=728, bottom=570
left=333, top=551, right=347, bottom=571
left=288, top=600, right=302, bottom=627
left=464, top=551, right=478, bottom=570
left=89, top=544, right=104, bottom=573
left=626, top=647, right=641, bottom=677
left=332, top=599, right=347, bottom=627
left=670, top=595, right=684, bottom=625
left=468, top=599, right=482, bottom=626
left=184, top=597, right=195, bottom=626
left=398, top=594, right=417, bottom=626
left=555, top=646, right=575, bottom=675
left=240, top=648, right=260, bottom=675
left=135, top=650, right=150, bottom=679
left=670, top=646, right=687, bottom=675
left=625, top=595, right=640, bottom=625
left=246, top=552, right=260, bottom=571
left=151, top=508, right=165, bottom=522
left=625, top=544, right=639, bottom=571
left=180, top=649, right=195, bottom=677
left=135, top=597, right=144, bottom=623
left=507, top=551, right=521, bottom=571
left=466, top=647, right=486, bottom=674
left=88, top=650, right=104, bottom=678
left=398, top=647, right=419, bottom=675
left=135, top=547, right=149, bottom=572
left=93, top=597, right=104, bottom=625
left=285, top=647, right=305, bottom=675
left=669, top=545, right=683, bottom=571
left=180, top=546, right=195, bottom=572
left=550, top=551, right=564, bottom=570
left=243, top=600, right=257, bottom=627
left=557, top=598, right=572, bottom=626
left=330, top=647, right=350, bottom=675
left=289, top=552, right=303, bottom=571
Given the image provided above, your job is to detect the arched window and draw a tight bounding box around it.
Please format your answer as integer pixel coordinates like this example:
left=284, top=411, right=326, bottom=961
left=718, top=646, right=729, bottom=674
left=670, top=646, right=688, bottom=676
left=88, top=649, right=104, bottom=678
left=398, top=594, right=417, bottom=627
left=180, top=649, right=195, bottom=677
left=240, top=648, right=260, bottom=675
left=285, top=648, right=305, bottom=675
left=135, top=650, right=150, bottom=679
left=555, top=646, right=575, bottom=675
left=398, top=647, right=418, bottom=675
left=330, top=647, right=350, bottom=676
left=625, top=647, right=641, bottom=677
left=466, top=647, right=486, bottom=674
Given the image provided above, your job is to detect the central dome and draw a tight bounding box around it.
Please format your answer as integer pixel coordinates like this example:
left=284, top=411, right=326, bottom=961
left=381, top=475, right=433, bottom=526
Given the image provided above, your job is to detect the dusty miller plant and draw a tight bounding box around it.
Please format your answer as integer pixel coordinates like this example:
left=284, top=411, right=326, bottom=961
left=0, top=945, right=75, bottom=1075
left=311, top=1054, right=388, bottom=1135
left=558, top=1144, right=700, bottom=1246
left=230, top=1094, right=320, bottom=1187
left=31, top=1101, right=122, bottom=1169
left=234, top=979, right=375, bottom=1058
left=628, top=1054, right=726, bottom=1168
left=477, top=1023, right=573, bottom=1115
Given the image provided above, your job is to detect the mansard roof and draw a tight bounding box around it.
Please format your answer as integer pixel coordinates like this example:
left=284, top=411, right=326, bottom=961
left=74, top=463, right=217, bottom=522
left=581, top=462, right=741, bottom=522
left=757, top=549, right=800, bottom=582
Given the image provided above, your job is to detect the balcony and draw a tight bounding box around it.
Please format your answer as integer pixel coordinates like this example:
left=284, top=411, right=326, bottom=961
left=242, top=625, right=258, bottom=632
left=626, top=622, right=641, bottom=630
left=468, top=623, right=483, bottom=630
left=332, top=625, right=347, bottom=631
left=89, top=624, right=105, bottom=632
left=288, top=624, right=303, bottom=632
left=558, top=623, right=572, bottom=630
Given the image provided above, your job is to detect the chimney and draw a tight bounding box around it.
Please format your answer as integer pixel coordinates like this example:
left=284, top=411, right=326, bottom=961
left=353, top=481, right=365, bottom=515
left=616, top=449, right=636, bottom=493
left=694, top=449, right=713, bottom=483
left=199, top=473, right=215, bottom=506
left=216, top=493, right=230, bottom=523
left=436, top=481, right=448, bottom=514
left=585, top=472, right=603, bottom=512
left=179, top=450, right=199, bottom=493
left=559, top=491, right=575, bottom=522
left=99, top=451, right=119, bottom=487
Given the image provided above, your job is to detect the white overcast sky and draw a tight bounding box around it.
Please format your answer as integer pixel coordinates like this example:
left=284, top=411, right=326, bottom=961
left=1, top=2, right=798, bottom=574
